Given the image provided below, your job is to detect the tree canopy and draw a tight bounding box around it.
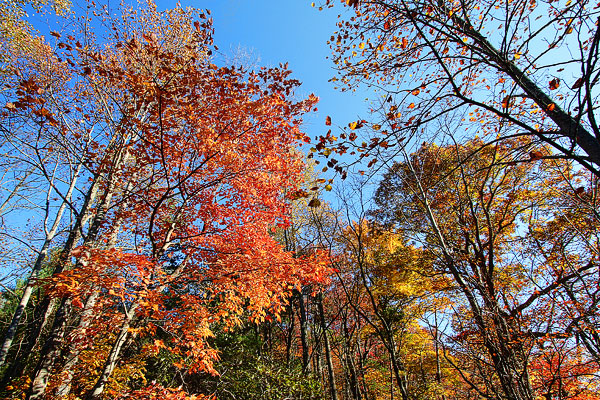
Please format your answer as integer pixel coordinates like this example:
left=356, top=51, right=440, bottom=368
left=0, top=1, right=598, bottom=399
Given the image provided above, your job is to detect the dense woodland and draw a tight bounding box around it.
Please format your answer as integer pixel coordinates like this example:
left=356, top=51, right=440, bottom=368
left=0, top=0, right=598, bottom=399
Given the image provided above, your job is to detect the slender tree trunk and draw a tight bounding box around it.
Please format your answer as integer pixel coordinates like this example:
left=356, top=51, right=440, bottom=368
left=433, top=312, right=447, bottom=400
left=356, top=337, right=370, bottom=400
left=390, top=358, right=394, bottom=400
left=313, top=314, right=322, bottom=378
left=343, top=315, right=361, bottom=400
left=26, top=296, right=72, bottom=400
left=316, top=292, right=338, bottom=400
left=296, top=288, right=310, bottom=372
left=86, top=304, right=137, bottom=400
left=55, top=290, right=100, bottom=397
left=285, top=302, right=295, bottom=366
left=56, top=178, right=135, bottom=397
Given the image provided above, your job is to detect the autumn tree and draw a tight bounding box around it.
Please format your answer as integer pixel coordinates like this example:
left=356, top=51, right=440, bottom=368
left=318, top=0, right=600, bottom=177
left=0, top=5, right=86, bottom=376
left=328, top=210, right=455, bottom=400
left=291, top=178, right=460, bottom=399
left=0, top=2, right=329, bottom=399
left=0, top=0, right=70, bottom=70
left=372, top=136, right=600, bottom=399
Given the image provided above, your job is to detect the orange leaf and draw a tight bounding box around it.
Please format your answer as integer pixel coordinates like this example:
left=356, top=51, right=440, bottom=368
left=325, top=116, right=332, bottom=126
left=549, top=78, right=560, bottom=90
left=529, top=151, right=543, bottom=161
left=408, top=103, right=415, bottom=109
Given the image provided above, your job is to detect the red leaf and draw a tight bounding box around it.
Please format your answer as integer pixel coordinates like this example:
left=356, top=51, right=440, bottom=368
left=549, top=78, right=560, bottom=90
left=529, top=151, right=544, bottom=161
left=572, top=78, right=584, bottom=89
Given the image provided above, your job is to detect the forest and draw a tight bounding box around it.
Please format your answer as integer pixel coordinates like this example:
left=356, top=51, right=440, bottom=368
left=0, top=0, right=598, bottom=399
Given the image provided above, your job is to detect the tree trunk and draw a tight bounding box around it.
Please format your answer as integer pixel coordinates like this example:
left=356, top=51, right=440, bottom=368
left=342, top=315, right=361, bottom=400
left=296, top=288, right=310, bottom=372
left=55, top=290, right=100, bottom=397
left=86, top=304, right=137, bottom=400
left=26, top=297, right=72, bottom=400
left=55, top=178, right=135, bottom=397
left=285, top=302, right=295, bottom=366
left=316, top=292, right=338, bottom=400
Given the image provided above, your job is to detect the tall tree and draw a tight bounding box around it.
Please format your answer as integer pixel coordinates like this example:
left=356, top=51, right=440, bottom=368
left=0, top=2, right=328, bottom=398
left=319, top=0, right=600, bottom=177
left=372, top=137, right=600, bottom=399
